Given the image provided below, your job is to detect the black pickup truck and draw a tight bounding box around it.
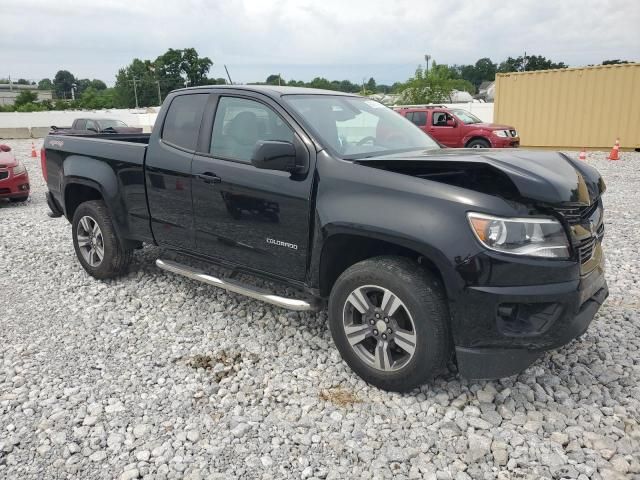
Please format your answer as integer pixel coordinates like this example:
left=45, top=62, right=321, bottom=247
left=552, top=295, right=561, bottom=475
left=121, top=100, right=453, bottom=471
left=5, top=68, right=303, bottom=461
left=42, top=85, right=608, bottom=391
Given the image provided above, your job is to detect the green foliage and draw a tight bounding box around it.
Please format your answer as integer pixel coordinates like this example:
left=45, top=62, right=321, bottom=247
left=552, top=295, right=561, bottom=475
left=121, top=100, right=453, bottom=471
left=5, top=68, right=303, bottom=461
left=398, top=62, right=475, bottom=103
left=90, top=79, right=107, bottom=90
left=14, top=91, right=38, bottom=107
left=38, top=78, right=54, bottom=90
left=115, top=48, right=214, bottom=108
left=602, top=59, right=629, bottom=65
left=53, top=70, right=76, bottom=99
left=498, top=55, right=567, bottom=73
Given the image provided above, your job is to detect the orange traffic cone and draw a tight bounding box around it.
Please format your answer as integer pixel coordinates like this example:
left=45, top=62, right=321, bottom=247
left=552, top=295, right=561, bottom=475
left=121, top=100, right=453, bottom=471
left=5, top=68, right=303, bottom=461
left=31, top=142, right=37, bottom=158
left=578, top=148, right=586, bottom=161
left=608, top=138, right=620, bottom=161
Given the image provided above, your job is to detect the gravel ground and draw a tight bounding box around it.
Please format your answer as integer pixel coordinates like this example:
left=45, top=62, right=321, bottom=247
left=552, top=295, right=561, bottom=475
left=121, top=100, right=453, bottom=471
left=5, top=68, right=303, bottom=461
left=1, top=139, right=639, bottom=480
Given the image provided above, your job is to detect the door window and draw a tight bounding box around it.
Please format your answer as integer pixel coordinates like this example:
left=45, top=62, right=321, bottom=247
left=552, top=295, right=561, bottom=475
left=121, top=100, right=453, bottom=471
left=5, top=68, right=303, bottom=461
left=432, top=111, right=453, bottom=126
left=211, top=97, right=294, bottom=163
left=86, top=120, right=98, bottom=131
left=161, top=94, right=208, bottom=150
left=409, top=111, right=427, bottom=126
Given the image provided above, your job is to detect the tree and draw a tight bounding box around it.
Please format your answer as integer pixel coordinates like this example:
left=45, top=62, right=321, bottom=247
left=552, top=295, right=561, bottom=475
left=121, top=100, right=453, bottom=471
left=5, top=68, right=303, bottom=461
left=180, top=48, right=213, bottom=86
left=90, top=79, right=107, bottom=90
left=114, top=58, right=157, bottom=108
left=399, top=63, right=456, bottom=104
left=366, top=77, right=377, bottom=93
left=76, top=78, right=92, bottom=95
left=38, top=78, right=54, bottom=90
left=602, top=59, right=629, bottom=65
left=14, top=91, right=38, bottom=107
left=498, top=55, right=567, bottom=73
left=53, top=70, right=76, bottom=99
left=265, top=74, right=282, bottom=85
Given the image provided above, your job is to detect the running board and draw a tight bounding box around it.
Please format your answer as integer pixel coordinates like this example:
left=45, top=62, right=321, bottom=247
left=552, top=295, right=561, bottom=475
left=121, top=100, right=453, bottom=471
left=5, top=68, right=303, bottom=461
left=155, top=259, right=321, bottom=312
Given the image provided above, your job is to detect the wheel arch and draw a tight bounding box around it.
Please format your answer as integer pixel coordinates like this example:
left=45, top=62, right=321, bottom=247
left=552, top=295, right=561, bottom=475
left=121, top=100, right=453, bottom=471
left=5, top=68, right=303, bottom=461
left=317, top=230, right=451, bottom=298
left=464, top=134, right=492, bottom=147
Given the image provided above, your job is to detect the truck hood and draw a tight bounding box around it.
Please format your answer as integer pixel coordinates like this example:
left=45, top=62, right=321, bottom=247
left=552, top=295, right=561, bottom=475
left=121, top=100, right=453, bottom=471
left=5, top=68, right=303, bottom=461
left=356, top=148, right=605, bottom=206
left=469, top=123, right=513, bottom=130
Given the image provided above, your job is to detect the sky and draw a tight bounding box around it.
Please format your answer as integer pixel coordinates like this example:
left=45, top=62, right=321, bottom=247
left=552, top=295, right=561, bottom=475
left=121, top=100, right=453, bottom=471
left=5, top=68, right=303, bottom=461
left=1, top=0, right=639, bottom=86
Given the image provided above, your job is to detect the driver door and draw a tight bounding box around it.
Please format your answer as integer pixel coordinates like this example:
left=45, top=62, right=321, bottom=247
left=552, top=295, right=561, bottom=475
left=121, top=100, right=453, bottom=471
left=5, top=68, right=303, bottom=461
left=191, top=94, right=314, bottom=281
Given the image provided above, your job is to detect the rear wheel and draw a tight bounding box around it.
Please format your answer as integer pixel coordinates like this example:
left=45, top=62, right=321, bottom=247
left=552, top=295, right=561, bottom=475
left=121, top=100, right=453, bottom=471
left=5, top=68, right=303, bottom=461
left=72, top=200, right=133, bottom=279
left=467, top=138, right=491, bottom=148
left=328, top=256, right=450, bottom=392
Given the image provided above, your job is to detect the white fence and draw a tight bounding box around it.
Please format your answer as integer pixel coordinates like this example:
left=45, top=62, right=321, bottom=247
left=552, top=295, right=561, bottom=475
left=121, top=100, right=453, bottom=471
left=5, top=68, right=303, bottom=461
left=0, top=108, right=159, bottom=138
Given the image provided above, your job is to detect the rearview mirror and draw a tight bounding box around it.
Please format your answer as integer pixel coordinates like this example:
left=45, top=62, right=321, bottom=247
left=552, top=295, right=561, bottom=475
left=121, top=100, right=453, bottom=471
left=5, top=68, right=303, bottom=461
left=251, top=140, right=297, bottom=172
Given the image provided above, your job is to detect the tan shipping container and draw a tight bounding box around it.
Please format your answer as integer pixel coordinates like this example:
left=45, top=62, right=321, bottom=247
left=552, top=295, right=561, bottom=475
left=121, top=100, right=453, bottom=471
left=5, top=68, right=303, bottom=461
left=494, top=63, right=640, bottom=150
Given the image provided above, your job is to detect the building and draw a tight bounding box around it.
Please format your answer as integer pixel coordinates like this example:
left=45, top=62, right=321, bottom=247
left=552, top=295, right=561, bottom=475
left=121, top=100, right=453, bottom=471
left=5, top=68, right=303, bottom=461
left=0, top=84, right=53, bottom=106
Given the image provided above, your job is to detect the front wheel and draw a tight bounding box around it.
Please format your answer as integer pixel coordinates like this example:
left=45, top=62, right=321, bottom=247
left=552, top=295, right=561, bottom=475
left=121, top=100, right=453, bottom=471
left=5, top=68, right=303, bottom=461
left=328, top=256, right=450, bottom=392
left=466, top=138, right=491, bottom=148
left=72, top=200, right=133, bottom=279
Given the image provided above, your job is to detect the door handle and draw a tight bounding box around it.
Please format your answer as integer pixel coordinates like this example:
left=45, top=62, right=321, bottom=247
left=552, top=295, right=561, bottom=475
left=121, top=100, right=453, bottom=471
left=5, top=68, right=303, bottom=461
left=197, top=172, right=222, bottom=184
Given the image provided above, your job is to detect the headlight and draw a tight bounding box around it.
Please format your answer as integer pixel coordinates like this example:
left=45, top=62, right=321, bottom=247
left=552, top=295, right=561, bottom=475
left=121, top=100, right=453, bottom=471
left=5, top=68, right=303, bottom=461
left=493, top=130, right=509, bottom=138
left=467, top=212, right=569, bottom=258
left=12, top=161, right=27, bottom=176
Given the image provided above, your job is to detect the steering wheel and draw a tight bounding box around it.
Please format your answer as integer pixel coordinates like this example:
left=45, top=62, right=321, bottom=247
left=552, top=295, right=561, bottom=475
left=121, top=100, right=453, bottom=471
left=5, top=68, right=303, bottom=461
left=357, top=136, right=377, bottom=146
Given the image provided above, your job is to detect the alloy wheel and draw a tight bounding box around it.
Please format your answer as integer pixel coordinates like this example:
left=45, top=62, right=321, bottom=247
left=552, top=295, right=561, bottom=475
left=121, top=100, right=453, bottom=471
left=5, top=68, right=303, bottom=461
left=76, top=215, right=105, bottom=267
left=342, top=285, right=417, bottom=372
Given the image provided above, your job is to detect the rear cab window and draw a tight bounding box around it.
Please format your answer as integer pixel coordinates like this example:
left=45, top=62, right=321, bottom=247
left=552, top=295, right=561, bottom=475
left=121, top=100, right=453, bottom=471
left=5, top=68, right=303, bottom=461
left=409, top=111, right=427, bottom=127
left=162, top=94, right=208, bottom=151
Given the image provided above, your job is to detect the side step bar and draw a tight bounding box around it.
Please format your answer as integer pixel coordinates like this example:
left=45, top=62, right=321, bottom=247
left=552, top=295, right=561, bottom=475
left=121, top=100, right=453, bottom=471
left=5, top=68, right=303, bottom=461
left=156, top=259, right=322, bottom=312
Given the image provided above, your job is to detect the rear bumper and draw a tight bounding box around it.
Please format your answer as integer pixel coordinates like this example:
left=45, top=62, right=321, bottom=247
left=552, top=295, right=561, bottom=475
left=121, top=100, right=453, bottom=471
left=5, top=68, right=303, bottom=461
left=453, top=263, right=608, bottom=379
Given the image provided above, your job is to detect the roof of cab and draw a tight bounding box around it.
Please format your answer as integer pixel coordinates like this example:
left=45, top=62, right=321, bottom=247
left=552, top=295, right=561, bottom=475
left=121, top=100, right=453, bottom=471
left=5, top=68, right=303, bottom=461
left=172, top=84, right=361, bottom=98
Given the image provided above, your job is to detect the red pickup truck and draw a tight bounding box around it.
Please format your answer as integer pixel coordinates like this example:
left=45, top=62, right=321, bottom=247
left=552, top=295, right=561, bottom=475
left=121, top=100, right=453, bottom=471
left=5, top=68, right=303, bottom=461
left=394, top=106, right=519, bottom=149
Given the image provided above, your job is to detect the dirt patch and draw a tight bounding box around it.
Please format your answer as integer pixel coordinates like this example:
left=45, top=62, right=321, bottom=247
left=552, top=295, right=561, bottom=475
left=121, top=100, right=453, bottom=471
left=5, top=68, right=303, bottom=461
left=186, top=351, right=244, bottom=382
left=319, top=387, right=361, bottom=407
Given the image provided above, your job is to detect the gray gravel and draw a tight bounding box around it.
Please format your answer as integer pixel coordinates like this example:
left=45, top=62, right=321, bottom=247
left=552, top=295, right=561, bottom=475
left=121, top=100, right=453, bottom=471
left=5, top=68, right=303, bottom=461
left=1, top=139, right=639, bottom=480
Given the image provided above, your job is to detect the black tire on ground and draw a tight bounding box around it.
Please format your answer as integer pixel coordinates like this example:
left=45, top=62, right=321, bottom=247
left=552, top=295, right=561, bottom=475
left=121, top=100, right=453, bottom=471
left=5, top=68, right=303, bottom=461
left=328, top=256, right=450, bottom=392
left=72, top=200, right=133, bottom=279
left=466, top=138, right=491, bottom=148
left=9, top=196, right=29, bottom=203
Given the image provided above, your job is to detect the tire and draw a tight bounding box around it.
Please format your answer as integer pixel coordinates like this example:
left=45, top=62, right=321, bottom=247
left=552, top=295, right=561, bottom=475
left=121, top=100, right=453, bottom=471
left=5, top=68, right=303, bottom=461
left=328, top=256, right=450, bottom=392
left=466, top=138, right=491, bottom=148
left=9, top=196, right=28, bottom=203
left=72, top=200, right=133, bottom=279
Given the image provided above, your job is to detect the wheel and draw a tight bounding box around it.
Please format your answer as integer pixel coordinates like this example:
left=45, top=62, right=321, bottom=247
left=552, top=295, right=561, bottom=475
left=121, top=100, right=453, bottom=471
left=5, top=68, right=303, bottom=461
left=328, top=256, right=450, bottom=392
left=72, top=200, right=133, bottom=279
left=466, top=138, right=491, bottom=148
left=9, top=196, right=28, bottom=203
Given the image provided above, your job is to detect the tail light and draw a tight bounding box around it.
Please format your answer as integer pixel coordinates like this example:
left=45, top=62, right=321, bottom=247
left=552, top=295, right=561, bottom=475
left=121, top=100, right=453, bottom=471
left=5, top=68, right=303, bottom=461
left=41, top=148, right=47, bottom=182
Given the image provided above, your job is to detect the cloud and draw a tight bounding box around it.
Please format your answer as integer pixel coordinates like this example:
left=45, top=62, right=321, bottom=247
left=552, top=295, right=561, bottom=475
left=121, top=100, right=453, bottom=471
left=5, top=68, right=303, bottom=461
left=0, top=0, right=638, bottom=85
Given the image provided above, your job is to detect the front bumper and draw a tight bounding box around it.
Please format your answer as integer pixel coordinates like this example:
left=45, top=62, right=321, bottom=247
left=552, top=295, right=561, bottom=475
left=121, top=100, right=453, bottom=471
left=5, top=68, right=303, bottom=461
left=0, top=172, right=30, bottom=198
left=490, top=136, right=520, bottom=148
left=453, top=262, right=608, bottom=379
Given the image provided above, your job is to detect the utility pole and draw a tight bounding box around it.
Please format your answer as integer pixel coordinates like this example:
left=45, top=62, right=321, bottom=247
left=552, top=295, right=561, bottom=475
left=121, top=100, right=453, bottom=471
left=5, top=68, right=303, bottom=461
left=424, top=54, right=431, bottom=76
left=71, top=83, right=77, bottom=100
left=132, top=77, right=139, bottom=109
left=156, top=80, right=162, bottom=106
left=523, top=51, right=527, bottom=72
left=8, top=75, right=12, bottom=91
left=278, top=73, right=281, bottom=86
left=224, top=65, right=233, bottom=85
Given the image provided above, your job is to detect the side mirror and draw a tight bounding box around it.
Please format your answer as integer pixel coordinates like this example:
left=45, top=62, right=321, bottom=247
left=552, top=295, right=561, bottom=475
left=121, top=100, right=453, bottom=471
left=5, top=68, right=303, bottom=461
left=251, top=140, right=297, bottom=172
left=446, top=118, right=456, bottom=127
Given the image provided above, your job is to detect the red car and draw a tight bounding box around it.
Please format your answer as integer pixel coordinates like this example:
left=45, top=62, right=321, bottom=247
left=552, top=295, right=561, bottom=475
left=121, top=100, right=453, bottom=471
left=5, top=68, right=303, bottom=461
left=394, top=106, right=520, bottom=148
left=0, top=144, right=30, bottom=202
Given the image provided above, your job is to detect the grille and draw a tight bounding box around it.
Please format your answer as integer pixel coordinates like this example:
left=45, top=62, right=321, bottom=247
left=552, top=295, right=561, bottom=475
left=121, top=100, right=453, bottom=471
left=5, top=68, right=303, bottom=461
left=555, top=202, right=600, bottom=225
left=576, top=224, right=604, bottom=264
left=0, top=171, right=8, bottom=180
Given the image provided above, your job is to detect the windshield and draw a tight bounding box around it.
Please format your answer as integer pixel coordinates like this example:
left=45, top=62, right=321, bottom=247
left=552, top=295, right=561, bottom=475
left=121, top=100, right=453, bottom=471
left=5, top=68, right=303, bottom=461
left=450, top=109, right=482, bottom=125
left=100, top=119, right=127, bottom=129
left=284, top=95, right=439, bottom=159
